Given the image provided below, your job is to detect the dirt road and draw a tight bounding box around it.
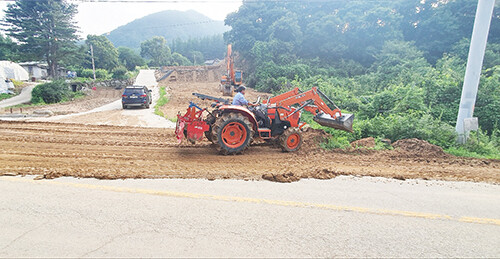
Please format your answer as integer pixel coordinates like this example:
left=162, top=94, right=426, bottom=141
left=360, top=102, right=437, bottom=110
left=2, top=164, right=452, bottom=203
left=40, top=70, right=175, bottom=128
left=0, top=120, right=498, bottom=183
left=0, top=84, right=36, bottom=108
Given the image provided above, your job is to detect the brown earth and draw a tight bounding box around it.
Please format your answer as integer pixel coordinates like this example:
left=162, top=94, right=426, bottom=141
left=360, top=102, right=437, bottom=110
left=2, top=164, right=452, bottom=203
left=0, top=120, right=498, bottom=183
left=392, top=138, right=449, bottom=158
left=0, top=71, right=498, bottom=183
left=351, top=137, right=376, bottom=149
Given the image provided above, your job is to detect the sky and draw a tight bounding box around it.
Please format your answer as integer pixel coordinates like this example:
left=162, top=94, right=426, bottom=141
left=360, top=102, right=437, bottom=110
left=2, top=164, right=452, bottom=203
left=0, top=0, right=242, bottom=37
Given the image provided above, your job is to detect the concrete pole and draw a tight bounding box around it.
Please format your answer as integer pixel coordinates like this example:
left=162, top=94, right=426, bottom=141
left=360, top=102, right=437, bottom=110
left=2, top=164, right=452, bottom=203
left=455, top=0, right=495, bottom=144
left=90, top=44, right=96, bottom=81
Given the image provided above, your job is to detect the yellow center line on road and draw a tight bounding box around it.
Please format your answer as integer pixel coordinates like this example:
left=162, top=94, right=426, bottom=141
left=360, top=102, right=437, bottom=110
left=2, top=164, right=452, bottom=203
left=2, top=176, right=500, bottom=227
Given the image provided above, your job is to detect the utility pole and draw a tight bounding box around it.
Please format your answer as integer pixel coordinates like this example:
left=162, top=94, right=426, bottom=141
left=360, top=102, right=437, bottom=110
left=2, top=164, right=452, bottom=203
left=455, top=0, right=495, bottom=144
left=90, top=44, right=96, bottom=81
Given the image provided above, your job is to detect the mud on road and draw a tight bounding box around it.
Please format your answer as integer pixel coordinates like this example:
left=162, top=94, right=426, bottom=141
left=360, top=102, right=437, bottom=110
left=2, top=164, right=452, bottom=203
left=0, top=120, right=498, bottom=183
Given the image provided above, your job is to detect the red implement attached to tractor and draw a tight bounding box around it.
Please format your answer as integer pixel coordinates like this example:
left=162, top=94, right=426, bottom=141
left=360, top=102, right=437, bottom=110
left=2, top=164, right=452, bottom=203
left=176, top=88, right=354, bottom=155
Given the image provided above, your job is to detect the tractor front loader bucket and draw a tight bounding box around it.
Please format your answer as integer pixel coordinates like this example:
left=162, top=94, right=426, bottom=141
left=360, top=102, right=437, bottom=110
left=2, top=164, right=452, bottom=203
left=313, top=113, right=354, bottom=132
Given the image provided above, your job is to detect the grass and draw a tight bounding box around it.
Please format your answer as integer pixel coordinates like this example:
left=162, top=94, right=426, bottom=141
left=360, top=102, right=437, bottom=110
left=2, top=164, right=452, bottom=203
left=7, top=91, right=87, bottom=109
left=67, top=91, right=87, bottom=101
left=0, top=93, right=14, bottom=101
left=7, top=102, right=46, bottom=109
left=445, top=147, right=500, bottom=160
left=154, top=86, right=169, bottom=118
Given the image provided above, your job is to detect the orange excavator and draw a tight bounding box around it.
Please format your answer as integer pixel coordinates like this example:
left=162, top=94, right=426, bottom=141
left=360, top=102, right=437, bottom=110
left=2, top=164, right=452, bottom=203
left=175, top=87, right=354, bottom=155
left=220, top=44, right=243, bottom=96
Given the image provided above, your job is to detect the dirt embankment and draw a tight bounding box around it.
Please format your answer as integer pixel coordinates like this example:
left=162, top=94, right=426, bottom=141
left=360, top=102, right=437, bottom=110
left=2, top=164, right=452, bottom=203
left=0, top=120, right=498, bottom=183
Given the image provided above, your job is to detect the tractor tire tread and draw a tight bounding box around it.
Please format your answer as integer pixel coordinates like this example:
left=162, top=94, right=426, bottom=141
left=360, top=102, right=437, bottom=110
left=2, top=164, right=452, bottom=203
left=212, top=112, right=254, bottom=155
left=279, top=127, right=303, bottom=152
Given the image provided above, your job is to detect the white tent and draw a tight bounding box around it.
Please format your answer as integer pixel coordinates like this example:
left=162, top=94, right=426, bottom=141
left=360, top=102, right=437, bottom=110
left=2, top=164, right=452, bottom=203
left=0, top=61, right=29, bottom=81
left=0, top=76, right=15, bottom=94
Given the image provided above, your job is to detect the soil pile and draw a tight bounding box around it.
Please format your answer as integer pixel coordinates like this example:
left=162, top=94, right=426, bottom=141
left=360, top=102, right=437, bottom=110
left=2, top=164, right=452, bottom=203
left=351, top=137, right=375, bottom=148
left=392, top=138, right=449, bottom=158
left=298, top=128, right=331, bottom=153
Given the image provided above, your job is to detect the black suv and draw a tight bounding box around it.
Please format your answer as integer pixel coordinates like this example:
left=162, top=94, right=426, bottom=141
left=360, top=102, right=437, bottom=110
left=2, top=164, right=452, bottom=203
left=122, top=85, right=152, bottom=109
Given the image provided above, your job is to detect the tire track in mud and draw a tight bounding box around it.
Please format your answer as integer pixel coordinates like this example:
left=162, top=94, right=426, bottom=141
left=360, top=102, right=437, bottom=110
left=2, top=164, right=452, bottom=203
left=0, top=121, right=499, bottom=183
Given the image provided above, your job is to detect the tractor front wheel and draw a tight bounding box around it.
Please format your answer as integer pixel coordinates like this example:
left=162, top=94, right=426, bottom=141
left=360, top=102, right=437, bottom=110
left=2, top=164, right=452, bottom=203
left=212, top=112, right=254, bottom=155
left=279, top=128, right=303, bottom=152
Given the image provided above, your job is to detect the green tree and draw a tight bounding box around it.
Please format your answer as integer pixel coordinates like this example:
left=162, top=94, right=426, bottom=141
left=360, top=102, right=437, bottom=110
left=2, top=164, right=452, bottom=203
left=170, top=34, right=225, bottom=60
left=118, top=47, right=145, bottom=71
left=85, top=35, right=119, bottom=71
left=188, top=50, right=204, bottom=65
left=3, top=0, right=79, bottom=77
left=140, top=36, right=171, bottom=67
left=0, top=34, right=17, bottom=60
left=171, top=52, right=191, bottom=66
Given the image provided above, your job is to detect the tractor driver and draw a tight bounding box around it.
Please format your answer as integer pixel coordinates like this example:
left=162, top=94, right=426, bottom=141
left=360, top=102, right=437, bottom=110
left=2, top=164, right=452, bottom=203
left=232, top=86, right=256, bottom=106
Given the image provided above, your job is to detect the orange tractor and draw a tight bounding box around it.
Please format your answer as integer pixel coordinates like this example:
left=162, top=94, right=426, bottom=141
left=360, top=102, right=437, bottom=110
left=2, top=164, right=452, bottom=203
left=220, top=44, right=243, bottom=96
left=175, top=87, right=354, bottom=154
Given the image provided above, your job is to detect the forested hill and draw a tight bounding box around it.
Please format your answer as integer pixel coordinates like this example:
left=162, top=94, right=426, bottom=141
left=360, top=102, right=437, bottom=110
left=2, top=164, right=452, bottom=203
left=105, top=10, right=228, bottom=49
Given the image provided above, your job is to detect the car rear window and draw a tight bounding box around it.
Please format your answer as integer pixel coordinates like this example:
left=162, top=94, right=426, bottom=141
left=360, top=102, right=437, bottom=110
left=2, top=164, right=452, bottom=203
left=124, top=88, right=144, bottom=94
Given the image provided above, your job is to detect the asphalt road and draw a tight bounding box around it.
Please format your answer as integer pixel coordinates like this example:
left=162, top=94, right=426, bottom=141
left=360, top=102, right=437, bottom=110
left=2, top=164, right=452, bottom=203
left=0, top=176, right=498, bottom=258
left=0, top=84, right=36, bottom=108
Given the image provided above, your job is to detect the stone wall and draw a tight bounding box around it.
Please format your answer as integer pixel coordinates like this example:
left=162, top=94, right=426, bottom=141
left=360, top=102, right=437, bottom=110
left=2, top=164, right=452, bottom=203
left=71, top=78, right=135, bottom=91
left=156, top=64, right=224, bottom=83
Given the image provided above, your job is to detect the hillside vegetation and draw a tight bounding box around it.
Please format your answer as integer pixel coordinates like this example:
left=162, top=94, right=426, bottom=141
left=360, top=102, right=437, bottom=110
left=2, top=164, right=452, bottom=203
left=224, top=0, right=500, bottom=158
left=106, top=10, right=228, bottom=49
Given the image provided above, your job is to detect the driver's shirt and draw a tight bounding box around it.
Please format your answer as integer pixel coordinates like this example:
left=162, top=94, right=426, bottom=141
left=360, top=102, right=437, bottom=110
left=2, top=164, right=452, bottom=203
left=232, top=92, right=249, bottom=106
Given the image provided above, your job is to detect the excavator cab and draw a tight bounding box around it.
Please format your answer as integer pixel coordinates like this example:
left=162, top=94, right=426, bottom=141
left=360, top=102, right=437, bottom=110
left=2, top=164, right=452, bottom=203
left=234, top=71, right=243, bottom=85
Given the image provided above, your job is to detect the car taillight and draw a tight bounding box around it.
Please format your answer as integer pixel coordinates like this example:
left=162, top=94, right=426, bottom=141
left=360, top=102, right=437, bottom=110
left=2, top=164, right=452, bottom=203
left=140, top=94, right=147, bottom=97
left=122, top=95, right=127, bottom=97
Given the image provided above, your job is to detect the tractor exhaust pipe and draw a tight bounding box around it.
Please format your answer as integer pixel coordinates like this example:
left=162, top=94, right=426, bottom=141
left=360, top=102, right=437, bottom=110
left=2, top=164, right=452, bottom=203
left=313, top=113, right=354, bottom=132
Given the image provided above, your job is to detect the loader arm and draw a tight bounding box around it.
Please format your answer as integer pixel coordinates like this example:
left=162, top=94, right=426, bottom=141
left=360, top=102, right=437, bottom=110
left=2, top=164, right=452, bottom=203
left=268, top=87, right=354, bottom=132
left=276, top=87, right=341, bottom=119
left=264, top=87, right=301, bottom=105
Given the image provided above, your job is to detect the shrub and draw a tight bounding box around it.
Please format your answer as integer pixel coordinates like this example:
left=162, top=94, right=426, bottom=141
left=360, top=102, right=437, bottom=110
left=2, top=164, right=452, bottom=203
left=78, top=68, right=109, bottom=79
left=31, top=80, right=71, bottom=104
left=112, top=66, right=128, bottom=80
left=11, top=79, right=24, bottom=88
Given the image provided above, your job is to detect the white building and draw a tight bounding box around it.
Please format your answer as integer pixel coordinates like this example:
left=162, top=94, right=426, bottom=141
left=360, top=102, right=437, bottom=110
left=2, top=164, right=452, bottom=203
left=18, top=61, right=67, bottom=80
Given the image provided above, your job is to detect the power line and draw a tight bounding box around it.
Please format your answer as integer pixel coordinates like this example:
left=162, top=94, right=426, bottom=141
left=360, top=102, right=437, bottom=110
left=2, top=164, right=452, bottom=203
left=0, top=0, right=394, bottom=3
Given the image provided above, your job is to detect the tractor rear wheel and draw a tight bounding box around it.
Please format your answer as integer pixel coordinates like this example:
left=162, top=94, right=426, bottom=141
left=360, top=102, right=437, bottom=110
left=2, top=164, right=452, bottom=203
left=204, top=113, right=217, bottom=143
left=279, top=128, right=303, bottom=152
left=212, top=112, right=254, bottom=155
